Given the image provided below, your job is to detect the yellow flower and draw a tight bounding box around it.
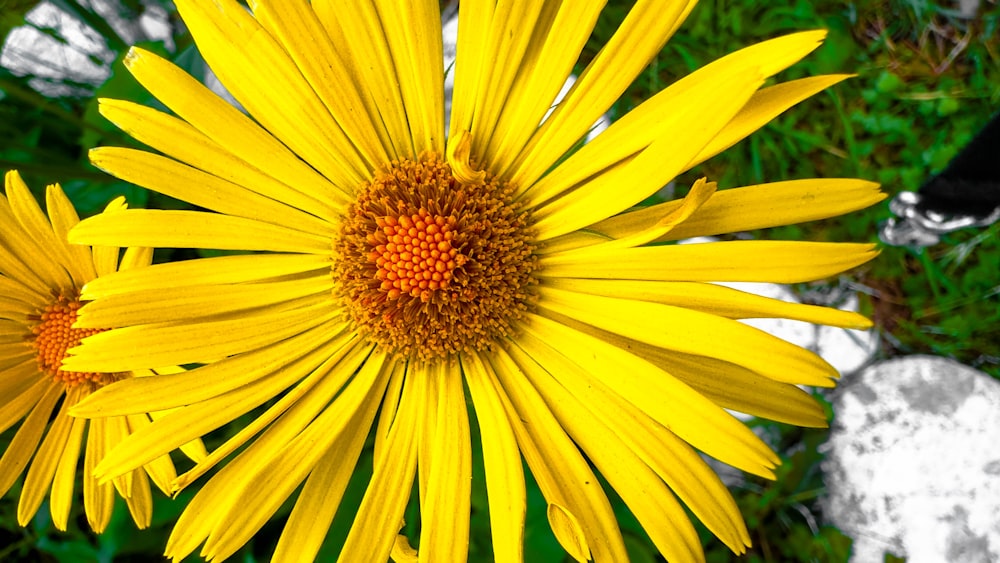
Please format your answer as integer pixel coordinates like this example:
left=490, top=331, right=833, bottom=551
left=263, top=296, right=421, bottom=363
left=0, top=170, right=206, bottom=532
left=66, top=1, right=883, bottom=561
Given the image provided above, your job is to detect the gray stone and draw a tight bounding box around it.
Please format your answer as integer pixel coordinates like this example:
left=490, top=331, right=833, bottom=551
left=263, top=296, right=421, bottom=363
left=822, top=356, right=1000, bottom=563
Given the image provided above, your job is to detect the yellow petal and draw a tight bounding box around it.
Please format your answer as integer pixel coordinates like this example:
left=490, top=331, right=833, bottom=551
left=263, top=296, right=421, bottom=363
left=202, top=352, right=389, bottom=562
left=446, top=0, right=493, bottom=143
left=83, top=416, right=115, bottom=533
left=592, top=178, right=885, bottom=242
left=509, top=0, right=698, bottom=190
left=513, top=327, right=750, bottom=552
left=44, top=183, right=98, bottom=287
left=506, top=341, right=705, bottom=563
left=80, top=253, right=329, bottom=300
left=462, top=353, right=525, bottom=563
left=530, top=66, right=764, bottom=240
left=691, top=74, right=850, bottom=168
left=371, top=0, right=444, bottom=154
left=537, top=286, right=838, bottom=389
left=312, top=0, right=414, bottom=160
left=49, top=387, right=87, bottom=530
left=0, top=273, right=48, bottom=306
left=633, top=345, right=830, bottom=427
left=1, top=175, right=73, bottom=292
left=172, top=337, right=369, bottom=492
left=521, top=312, right=779, bottom=478
left=172, top=0, right=370, bottom=189
left=271, top=365, right=388, bottom=563
left=65, top=298, right=336, bottom=373
left=539, top=240, right=879, bottom=284
left=544, top=278, right=872, bottom=329
left=417, top=360, right=472, bottom=562
left=18, top=388, right=76, bottom=525
left=70, top=209, right=330, bottom=254
left=486, top=347, right=629, bottom=561
left=548, top=504, right=590, bottom=563
left=75, top=275, right=333, bottom=329
left=338, top=363, right=423, bottom=561
left=461, top=1, right=550, bottom=165
left=528, top=31, right=831, bottom=199
left=119, top=47, right=348, bottom=216
left=0, top=360, right=41, bottom=422
left=165, top=343, right=376, bottom=561
left=121, top=467, right=153, bottom=529
left=551, top=178, right=716, bottom=255
left=480, top=1, right=606, bottom=174
left=90, top=146, right=333, bottom=236
left=247, top=0, right=391, bottom=168
left=0, top=380, right=62, bottom=497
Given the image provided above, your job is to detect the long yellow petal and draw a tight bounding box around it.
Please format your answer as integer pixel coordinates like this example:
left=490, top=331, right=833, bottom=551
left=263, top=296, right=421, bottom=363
left=120, top=47, right=349, bottom=215
left=523, top=32, right=828, bottom=209
left=70, top=209, right=330, bottom=254
left=83, top=416, right=115, bottom=533
left=65, top=298, right=335, bottom=373
left=633, top=345, right=830, bottom=426
left=506, top=341, right=705, bottom=563
left=591, top=178, right=885, bottom=242
left=537, top=286, right=838, bottom=388
left=311, top=0, right=413, bottom=160
left=44, top=183, right=97, bottom=287
left=481, top=1, right=605, bottom=174
left=172, top=0, right=370, bottom=189
left=373, top=0, right=444, bottom=153
left=0, top=178, right=73, bottom=293
left=463, top=353, right=525, bottom=563
left=71, top=321, right=344, bottom=418
left=89, top=197, right=127, bottom=278
left=418, top=360, right=471, bottom=562
left=49, top=386, right=87, bottom=530
left=90, top=146, right=332, bottom=237
left=521, top=312, right=779, bottom=478
left=539, top=240, right=879, bottom=284
left=0, top=380, right=61, bottom=497
left=75, top=275, right=333, bottom=329
left=487, top=346, right=629, bottom=562
left=0, top=360, right=42, bottom=421
left=338, top=364, right=423, bottom=562
left=202, top=353, right=389, bottom=562
left=513, top=328, right=751, bottom=552
left=530, top=67, right=764, bottom=240
left=463, top=1, right=550, bottom=164
left=249, top=0, right=390, bottom=169
left=80, top=253, right=329, bottom=300
left=0, top=273, right=48, bottom=306
left=544, top=278, right=872, bottom=329
left=271, top=362, right=389, bottom=563
left=690, top=74, right=849, bottom=168
left=509, top=0, right=698, bottom=190
left=121, top=467, right=153, bottom=529
left=164, top=341, right=371, bottom=561
left=171, top=337, right=368, bottom=493
left=17, top=389, right=75, bottom=525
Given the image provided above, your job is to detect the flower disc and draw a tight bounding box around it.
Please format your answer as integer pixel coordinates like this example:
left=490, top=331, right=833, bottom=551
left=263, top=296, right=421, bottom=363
left=334, top=154, right=537, bottom=360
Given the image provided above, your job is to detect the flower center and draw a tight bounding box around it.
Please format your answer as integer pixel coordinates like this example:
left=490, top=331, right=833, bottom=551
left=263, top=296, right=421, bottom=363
left=372, top=211, right=464, bottom=301
left=334, top=153, right=537, bottom=360
left=31, top=295, right=107, bottom=386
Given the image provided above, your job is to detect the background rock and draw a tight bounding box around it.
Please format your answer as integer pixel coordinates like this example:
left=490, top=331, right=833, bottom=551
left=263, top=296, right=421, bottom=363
left=822, top=356, right=1000, bottom=562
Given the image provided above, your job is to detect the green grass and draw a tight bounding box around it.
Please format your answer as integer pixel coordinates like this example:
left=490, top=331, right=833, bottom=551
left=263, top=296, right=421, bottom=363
left=1, top=0, right=998, bottom=561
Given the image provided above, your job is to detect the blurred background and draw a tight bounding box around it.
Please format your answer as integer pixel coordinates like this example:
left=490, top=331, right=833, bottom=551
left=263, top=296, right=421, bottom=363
left=0, top=0, right=997, bottom=561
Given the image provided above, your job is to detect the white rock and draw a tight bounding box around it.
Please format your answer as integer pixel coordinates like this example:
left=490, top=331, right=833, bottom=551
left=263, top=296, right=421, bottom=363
left=821, top=356, right=1000, bottom=563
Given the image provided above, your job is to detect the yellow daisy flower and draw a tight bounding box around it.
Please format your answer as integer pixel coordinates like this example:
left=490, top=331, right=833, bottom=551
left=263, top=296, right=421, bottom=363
left=0, top=170, right=206, bottom=533
left=65, top=1, right=883, bottom=561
